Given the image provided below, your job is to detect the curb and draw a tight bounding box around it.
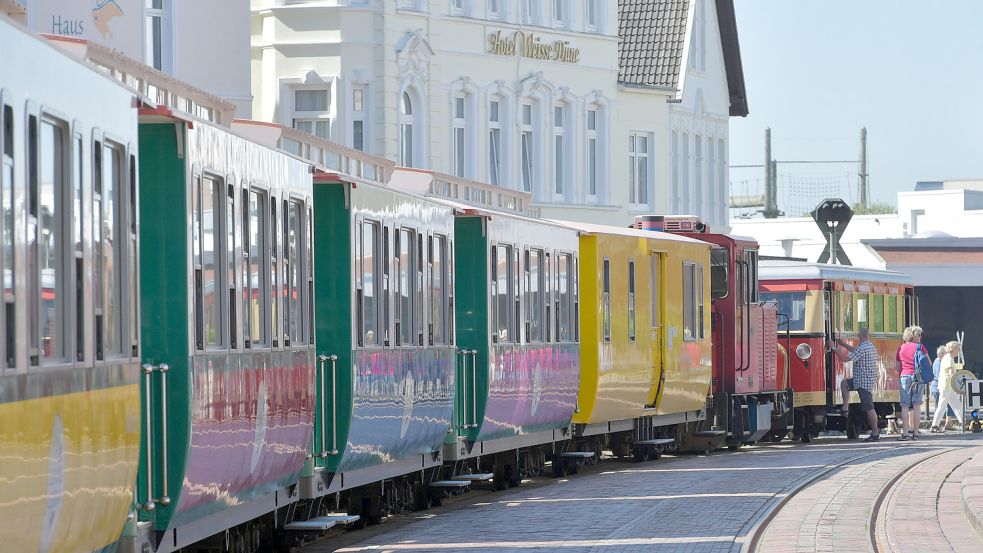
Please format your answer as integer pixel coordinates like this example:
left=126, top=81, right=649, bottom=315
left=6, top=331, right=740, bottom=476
left=963, top=449, right=983, bottom=542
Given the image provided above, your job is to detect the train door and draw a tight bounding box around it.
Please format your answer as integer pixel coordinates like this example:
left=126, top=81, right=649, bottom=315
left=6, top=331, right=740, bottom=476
left=649, top=251, right=666, bottom=405
left=904, top=287, right=917, bottom=327
left=823, top=283, right=834, bottom=407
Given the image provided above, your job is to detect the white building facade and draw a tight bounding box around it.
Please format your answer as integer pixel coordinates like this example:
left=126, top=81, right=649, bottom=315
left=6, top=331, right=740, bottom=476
left=15, top=0, right=252, bottom=116
left=251, top=0, right=747, bottom=227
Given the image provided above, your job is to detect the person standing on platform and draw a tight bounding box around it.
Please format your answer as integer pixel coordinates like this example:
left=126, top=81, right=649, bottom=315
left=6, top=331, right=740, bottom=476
left=828, top=327, right=880, bottom=442
left=896, top=326, right=928, bottom=441
left=931, top=345, right=945, bottom=410
left=931, top=341, right=965, bottom=433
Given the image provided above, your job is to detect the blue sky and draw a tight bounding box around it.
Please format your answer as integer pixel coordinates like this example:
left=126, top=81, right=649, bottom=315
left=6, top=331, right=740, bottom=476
left=729, top=0, right=983, bottom=211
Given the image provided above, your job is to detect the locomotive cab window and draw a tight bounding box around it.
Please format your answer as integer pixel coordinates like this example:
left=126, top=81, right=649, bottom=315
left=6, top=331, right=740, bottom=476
left=710, top=247, right=729, bottom=299
left=745, top=250, right=759, bottom=302
left=761, top=291, right=806, bottom=332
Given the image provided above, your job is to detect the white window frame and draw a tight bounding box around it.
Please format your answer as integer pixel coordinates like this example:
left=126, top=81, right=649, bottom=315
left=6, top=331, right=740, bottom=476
left=521, top=0, right=537, bottom=25
left=398, top=0, right=427, bottom=12
left=351, top=85, right=367, bottom=151
left=681, top=132, right=690, bottom=213
left=628, top=132, right=650, bottom=208
left=520, top=102, right=535, bottom=194
left=586, top=107, right=598, bottom=200
left=671, top=130, right=680, bottom=212
left=552, top=103, right=567, bottom=200
left=488, top=0, right=501, bottom=19
left=144, top=0, right=171, bottom=72
left=552, top=0, right=566, bottom=27
left=291, top=86, right=333, bottom=140
left=694, top=133, right=703, bottom=218
left=449, top=0, right=465, bottom=16
left=717, top=139, right=727, bottom=225
left=585, top=0, right=599, bottom=31
left=488, top=98, right=503, bottom=186
left=452, top=95, right=466, bottom=177
left=400, top=89, right=416, bottom=167
left=707, top=136, right=716, bottom=225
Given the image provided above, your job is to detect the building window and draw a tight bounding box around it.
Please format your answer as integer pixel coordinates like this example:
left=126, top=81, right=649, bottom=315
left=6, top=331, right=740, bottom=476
left=707, top=137, right=716, bottom=225
left=681, top=132, right=690, bottom=213
left=586, top=109, right=598, bottom=198
left=352, top=86, right=366, bottom=151
left=553, top=104, right=565, bottom=197
left=452, top=96, right=466, bottom=177
left=489, top=99, right=502, bottom=186
left=293, top=89, right=331, bottom=139
left=628, top=133, right=649, bottom=206
left=553, top=0, right=565, bottom=26
left=520, top=103, right=534, bottom=193
left=400, top=91, right=414, bottom=167
left=695, top=134, right=703, bottom=217
left=521, top=0, right=536, bottom=24
left=145, top=0, right=164, bottom=71
left=585, top=0, right=598, bottom=30
left=717, top=139, right=726, bottom=224
left=671, top=131, right=680, bottom=212
left=488, top=0, right=500, bottom=18
left=450, top=0, right=464, bottom=14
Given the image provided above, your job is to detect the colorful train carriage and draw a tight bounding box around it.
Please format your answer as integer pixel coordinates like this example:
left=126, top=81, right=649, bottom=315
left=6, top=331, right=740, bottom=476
left=448, top=208, right=581, bottom=483
left=308, top=173, right=457, bottom=518
left=136, top=112, right=315, bottom=550
left=0, top=17, right=142, bottom=553
left=562, top=222, right=712, bottom=435
left=759, top=260, right=915, bottom=441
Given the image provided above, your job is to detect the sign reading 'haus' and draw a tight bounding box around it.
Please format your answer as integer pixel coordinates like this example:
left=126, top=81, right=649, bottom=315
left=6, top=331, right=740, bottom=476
left=487, top=30, right=581, bottom=63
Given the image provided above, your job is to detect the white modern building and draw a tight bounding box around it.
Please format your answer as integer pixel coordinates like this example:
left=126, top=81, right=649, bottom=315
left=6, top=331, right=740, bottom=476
left=10, top=0, right=252, bottom=116
left=250, top=0, right=747, bottom=227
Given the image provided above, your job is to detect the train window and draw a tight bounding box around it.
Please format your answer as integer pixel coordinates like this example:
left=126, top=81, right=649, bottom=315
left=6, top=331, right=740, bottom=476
left=417, top=233, right=424, bottom=346
left=527, top=249, right=544, bottom=343
left=246, top=190, right=267, bottom=345
left=887, top=295, right=899, bottom=333
left=602, top=258, right=611, bottom=342
left=746, top=250, right=759, bottom=302
left=430, top=234, right=448, bottom=345
left=382, top=226, right=390, bottom=345
left=104, top=144, right=125, bottom=356
left=650, top=254, right=662, bottom=330
left=396, top=228, right=415, bottom=346
left=241, top=189, right=251, bottom=346
left=360, top=220, right=380, bottom=346
left=129, top=155, right=138, bottom=357
left=286, top=200, right=302, bottom=345
left=698, top=264, right=705, bottom=339
left=34, top=119, right=68, bottom=363
left=227, top=186, right=238, bottom=349
left=491, top=244, right=512, bottom=343
left=545, top=252, right=552, bottom=343
left=556, top=253, right=572, bottom=342
left=271, top=201, right=279, bottom=346
left=682, top=262, right=696, bottom=341
left=872, top=294, right=885, bottom=333
left=840, top=292, right=854, bottom=331
left=448, top=239, right=455, bottom=344
left=74, top=137, right=84, bottom=362
left=573, top=255, right=579, bottom=341
left=307, top=207, right=314, bottom=346
left=628, top=260, right=636, bottom=342
left=762, top=292, right=806, bottom=332
left=27, top=116, right=38, bottom=364
left=281, top=200, right=290, bottom=344
left=710, top=248, right=729, bottom=299
left=93, top=142, right=103, bottom=358
left=1, top=105, right=12, bottom=369
left=856, top=293, right=869, bottom=330
left=192, top=176, right=203, bottom=350
left=201, top=175, right=223, bottom=348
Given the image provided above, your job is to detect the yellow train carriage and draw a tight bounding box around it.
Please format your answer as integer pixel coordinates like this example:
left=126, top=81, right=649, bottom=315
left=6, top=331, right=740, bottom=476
left=0, top=19, right=142, bottom=552
left=562, top=222, right=712, bottom=425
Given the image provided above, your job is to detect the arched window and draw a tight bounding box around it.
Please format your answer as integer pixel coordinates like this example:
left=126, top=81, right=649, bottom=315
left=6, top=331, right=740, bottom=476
left=400, top=91, right=414, bottom=167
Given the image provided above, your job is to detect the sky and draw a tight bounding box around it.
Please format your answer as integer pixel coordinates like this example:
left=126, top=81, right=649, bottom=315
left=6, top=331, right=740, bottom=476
left=729, top=0, right=983, bottom=212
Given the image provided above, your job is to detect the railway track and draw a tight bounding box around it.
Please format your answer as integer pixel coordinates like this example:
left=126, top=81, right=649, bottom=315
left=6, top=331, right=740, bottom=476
left=741, top=445, right=955, bottom=553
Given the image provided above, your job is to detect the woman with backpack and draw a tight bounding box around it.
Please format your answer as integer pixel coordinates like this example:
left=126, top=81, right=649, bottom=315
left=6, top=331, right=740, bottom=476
left=930, top=341, right=965, bottom=433
left=895, top=326, right=931, bottom=440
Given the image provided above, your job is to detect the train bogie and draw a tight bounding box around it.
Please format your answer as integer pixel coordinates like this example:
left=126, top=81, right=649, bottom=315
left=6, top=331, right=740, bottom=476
left=0, top=17, right=142, bottom=552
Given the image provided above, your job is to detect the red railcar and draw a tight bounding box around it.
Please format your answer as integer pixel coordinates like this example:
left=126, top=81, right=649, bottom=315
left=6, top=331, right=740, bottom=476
left=759, top=260, right=915, bottom=441
left=646, top=216, right=790, bottom=447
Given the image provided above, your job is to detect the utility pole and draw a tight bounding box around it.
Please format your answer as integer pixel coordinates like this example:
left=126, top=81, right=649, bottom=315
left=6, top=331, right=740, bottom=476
left=859, top=127, right=868, bottom=209
left=763, top=127, right=780, bottom=218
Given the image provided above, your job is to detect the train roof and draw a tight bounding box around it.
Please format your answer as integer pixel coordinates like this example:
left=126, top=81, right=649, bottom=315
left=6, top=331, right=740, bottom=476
left=759, top=260, right=913, bottom=285
left=550, top=220, right=710, bottom=246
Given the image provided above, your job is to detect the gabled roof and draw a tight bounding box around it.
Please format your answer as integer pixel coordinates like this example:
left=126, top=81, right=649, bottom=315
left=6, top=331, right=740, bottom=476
left=617, top=0, right=749, bottom=116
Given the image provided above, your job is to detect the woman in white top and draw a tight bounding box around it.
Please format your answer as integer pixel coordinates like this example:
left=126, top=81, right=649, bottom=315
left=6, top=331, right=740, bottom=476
left=931, top=341, right=965, bottom=432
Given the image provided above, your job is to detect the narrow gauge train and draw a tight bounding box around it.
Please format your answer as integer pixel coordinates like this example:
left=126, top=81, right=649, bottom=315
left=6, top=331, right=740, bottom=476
left=759, top=260, right=915, bottom=441
left=0, top=17, right=142, bottom=553
left=0, top=17, right=786, bottom=553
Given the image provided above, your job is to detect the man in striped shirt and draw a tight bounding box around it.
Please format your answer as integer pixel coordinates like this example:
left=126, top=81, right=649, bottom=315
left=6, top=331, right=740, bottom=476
left=828, top=327, right=880, bottom=441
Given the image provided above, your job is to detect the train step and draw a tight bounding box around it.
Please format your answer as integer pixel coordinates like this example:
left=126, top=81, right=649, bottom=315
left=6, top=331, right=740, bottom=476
left=429, top=480, right=471, bottom=489
left=283, top=513, right=360, bottom=531
left=635, top=438, right=675, bottom=446
left=558, top=451, right=596, bottom=459
left=693, top=430, right=726, bottom=437
left=451, top=473, right=495, bottom=482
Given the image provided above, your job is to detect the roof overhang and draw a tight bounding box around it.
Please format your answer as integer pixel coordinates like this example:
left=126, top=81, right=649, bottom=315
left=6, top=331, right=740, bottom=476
left=715, top=0, right=749, bottom=116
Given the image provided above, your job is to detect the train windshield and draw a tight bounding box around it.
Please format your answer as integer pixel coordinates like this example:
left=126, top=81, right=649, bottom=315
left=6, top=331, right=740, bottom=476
left=710, top=248, right=729, bottom=299
left=761, top=291, right=806, bottom=331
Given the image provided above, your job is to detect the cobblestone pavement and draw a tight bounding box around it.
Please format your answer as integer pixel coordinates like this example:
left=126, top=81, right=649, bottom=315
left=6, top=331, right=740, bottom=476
left=302, top=434, right=983, bottom=553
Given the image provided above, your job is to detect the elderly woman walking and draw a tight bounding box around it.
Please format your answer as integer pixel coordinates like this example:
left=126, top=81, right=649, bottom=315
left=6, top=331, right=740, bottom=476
left=930, top=341, right=965, bottom=433
left=895, top=326, right=929, bottom=440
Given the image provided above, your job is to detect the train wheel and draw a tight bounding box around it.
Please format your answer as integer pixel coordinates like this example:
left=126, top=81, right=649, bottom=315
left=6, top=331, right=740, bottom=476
left=493, top=461, right=508, bottom=491
left=413, top=483, right=431, bottom=511
left=551, top=458, right=568, bottom=478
